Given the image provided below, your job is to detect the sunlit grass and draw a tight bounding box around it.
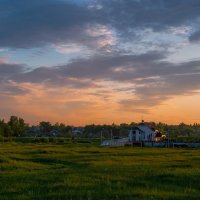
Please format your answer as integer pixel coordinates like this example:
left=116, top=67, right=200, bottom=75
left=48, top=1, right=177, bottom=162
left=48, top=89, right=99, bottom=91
left=0, top=142, right=199, bottom=199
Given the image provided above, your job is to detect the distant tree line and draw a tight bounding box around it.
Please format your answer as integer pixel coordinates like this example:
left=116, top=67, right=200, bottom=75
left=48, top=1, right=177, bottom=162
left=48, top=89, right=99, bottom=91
left=35, top=121, right=72, bottom=137
left=0, top=116, right=72, bottom=138
left=0, top=116, right=200, bottom=141
left=83, top=122, right=200, bottom=141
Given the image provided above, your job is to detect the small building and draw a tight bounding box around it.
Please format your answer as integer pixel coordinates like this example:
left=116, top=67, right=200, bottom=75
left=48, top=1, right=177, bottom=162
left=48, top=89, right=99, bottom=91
left=101, top=121, right=156, bottom=147
left=101, top=138, right=129, bottom=146
left=72, top=127, right=84, bottom=137
left=129, top=121, right=156, bottom=142
left=48, top=130, right=61, bottom=137
left=28, top=126, right=41, bottom=137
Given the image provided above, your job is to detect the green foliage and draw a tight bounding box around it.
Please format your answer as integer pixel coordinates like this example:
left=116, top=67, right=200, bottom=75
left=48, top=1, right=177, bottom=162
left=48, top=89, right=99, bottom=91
left=176, top=136, right=200, bottom=142
left=0, top=119, right=12, bottom=137
left=33, top=137, right=49, bottom=143
left=48, top=137, right=57, bottom=143
left=40, top=137, right=49, bottom=143
left=33, top=137, right=41, bottom=143
left=0, top=116, right=28, bottom=137
left=39, top=121, right=52, bottom=134
left=8, top=116, right=28, bottom=136
left=38, top=122, right=72, bottom=136
left=0, top=135, right=4, bottom=142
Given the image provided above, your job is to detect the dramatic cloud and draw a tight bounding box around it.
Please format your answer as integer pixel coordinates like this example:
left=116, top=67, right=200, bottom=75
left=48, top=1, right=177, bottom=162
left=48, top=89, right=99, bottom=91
left=1, top=0, right=200, bottom=124
left=1, top=51, right=200, bottom=108
left=1, top=0, right=200, bottom=49
left=0, top=0, right=88, bottom=48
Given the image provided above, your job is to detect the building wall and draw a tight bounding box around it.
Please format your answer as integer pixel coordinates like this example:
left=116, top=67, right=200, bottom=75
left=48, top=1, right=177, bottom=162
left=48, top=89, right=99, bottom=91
left=129, top=125, right=156, bottom=142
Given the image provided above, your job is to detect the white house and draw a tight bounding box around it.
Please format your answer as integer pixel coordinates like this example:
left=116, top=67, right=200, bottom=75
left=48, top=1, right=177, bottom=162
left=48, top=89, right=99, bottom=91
left=129, top=121, right=156, bottom=142
left=100, top=121, right=156, bottom=146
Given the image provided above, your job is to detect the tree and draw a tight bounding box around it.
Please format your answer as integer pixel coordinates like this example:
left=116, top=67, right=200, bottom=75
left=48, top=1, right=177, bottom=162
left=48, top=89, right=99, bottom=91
left=0, top=119, right=5, bottom=136
left=8, top=116, right=28, bottom=136
left=39, top=121, right=52, bottom=134
left=18, top=118, right=28, bottom=136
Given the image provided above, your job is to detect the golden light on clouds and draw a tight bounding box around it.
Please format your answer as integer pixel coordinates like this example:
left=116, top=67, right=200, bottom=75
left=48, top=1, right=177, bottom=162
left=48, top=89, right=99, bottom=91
left=1, top=79, right=200, bottom=125
left=1, top=1, right=200, bottom=125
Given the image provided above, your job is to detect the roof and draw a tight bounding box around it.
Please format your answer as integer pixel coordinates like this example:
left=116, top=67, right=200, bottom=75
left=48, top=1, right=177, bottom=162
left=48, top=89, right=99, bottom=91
left=131, top=123, right=155, bottom=133
left=131, top=126, right=145, bottom=133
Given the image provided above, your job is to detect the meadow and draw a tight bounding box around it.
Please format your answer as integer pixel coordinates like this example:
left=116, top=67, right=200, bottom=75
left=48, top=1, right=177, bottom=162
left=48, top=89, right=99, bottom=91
left=0, top=139, right=199, bottom=200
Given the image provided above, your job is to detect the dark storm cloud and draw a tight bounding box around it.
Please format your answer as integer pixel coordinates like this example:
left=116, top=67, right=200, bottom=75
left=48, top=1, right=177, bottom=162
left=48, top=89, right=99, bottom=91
left=1, top=0, right=200, bottom=48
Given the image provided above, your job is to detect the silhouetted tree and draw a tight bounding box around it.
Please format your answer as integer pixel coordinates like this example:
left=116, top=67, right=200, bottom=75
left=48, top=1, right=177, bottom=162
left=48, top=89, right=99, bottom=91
left=39, top=121, right=52, bottom=134
left=8, top=116, right=28, bottom=136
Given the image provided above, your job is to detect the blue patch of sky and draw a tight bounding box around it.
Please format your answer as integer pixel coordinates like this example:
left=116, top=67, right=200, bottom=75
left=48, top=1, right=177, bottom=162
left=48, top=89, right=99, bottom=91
left=0, top=46, right=93, bottom=69
left=63, top=0, right=91, bottom=6
left=118, top=28, right=188, bottom=56
left=169, top=44, right=200, bottom=63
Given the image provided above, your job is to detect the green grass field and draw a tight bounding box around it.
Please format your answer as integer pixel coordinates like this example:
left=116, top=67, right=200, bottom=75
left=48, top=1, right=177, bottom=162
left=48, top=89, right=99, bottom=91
left=0, top=141, right=199, bottom=200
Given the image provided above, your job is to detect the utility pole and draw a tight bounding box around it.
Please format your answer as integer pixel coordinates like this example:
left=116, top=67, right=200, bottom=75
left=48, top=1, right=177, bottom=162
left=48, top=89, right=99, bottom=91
left=111, top=123, right=114, bottom=140
left=101, top=129, right=103, bottom=143
left=167, top=128, right=170, bottom=148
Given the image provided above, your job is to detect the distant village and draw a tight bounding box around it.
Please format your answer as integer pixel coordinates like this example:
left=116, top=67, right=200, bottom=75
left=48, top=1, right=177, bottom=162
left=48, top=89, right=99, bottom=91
left=1, top=116, right=200, bottom=147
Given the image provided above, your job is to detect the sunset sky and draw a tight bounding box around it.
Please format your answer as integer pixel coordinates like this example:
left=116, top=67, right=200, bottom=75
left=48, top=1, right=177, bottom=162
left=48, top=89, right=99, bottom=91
left=0, top=0, right=200, bottom=125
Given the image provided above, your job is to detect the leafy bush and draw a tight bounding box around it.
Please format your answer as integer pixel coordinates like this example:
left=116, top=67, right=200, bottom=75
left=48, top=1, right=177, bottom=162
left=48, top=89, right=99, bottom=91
left=49, top=137, right=57, bottom=143
left=57, top=138, right=65, bottom=143
left=0, top=135, right=4, bottom=142
left=2, top=137, right=13, bottom=142
left=76, top=139, right=91, bottom=143
left=40, top=137, right=49, bottom=143
left=33, top=137, right=49, bottom=143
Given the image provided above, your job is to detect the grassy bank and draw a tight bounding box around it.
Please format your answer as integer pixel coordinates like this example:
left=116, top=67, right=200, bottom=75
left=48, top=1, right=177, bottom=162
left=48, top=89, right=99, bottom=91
left=0, top=143, right=199, bottom=200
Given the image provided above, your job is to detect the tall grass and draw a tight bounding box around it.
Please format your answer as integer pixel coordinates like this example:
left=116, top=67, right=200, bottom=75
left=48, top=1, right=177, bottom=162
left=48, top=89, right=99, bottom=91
left=0, top=142, right=199, bottom=199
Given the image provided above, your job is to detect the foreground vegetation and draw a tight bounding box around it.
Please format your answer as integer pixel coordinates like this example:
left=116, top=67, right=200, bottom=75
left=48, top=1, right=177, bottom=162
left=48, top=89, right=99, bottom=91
left=0, top=141, right=199, bottom=200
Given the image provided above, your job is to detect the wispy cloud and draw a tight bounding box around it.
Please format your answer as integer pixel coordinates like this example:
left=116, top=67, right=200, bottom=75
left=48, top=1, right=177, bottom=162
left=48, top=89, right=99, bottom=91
left=1, top=0, right=200, bottom=124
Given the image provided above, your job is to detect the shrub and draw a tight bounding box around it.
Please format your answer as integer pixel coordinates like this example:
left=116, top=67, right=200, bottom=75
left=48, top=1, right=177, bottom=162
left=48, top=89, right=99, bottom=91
left=49, top=137, right=57, bottom=143
left=76, top=139, right=91, bottom=143
left=33, top=137, right=49, bottom=143
left=33, top=137, right=41, bottom=143
left=0, top=135, right=4, bottom=142
left=57, top=138, right=65, bottom=143
left=40, top=137, right=49, bottom=143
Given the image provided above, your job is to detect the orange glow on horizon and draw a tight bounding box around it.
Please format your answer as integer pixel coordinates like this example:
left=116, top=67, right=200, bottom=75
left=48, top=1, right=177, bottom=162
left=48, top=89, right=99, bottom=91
left=0, top=81, right=200, bottom=126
